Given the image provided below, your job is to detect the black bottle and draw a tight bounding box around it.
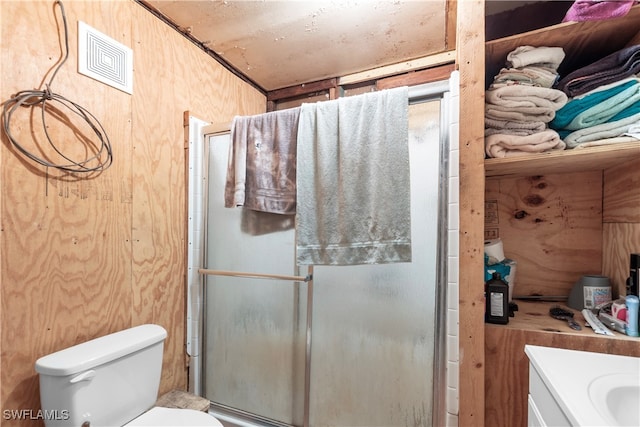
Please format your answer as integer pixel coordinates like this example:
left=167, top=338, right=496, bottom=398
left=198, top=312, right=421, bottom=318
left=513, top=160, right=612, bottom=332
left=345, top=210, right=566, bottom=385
left=485, top=272, right=509, bottom=324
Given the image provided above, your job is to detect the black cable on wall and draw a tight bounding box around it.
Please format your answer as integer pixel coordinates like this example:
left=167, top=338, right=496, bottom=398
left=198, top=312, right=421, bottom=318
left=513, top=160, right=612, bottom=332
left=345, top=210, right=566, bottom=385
left=1, top=0, right=113, bottom=174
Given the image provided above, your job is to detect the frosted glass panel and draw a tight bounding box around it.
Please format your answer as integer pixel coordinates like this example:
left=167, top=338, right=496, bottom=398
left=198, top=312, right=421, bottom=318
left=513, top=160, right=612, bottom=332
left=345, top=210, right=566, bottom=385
left=309, top=101, right=441, bottom=427
left=203, top=99, right=445, bottom=427
left=204, top=135, right=306, bottom=426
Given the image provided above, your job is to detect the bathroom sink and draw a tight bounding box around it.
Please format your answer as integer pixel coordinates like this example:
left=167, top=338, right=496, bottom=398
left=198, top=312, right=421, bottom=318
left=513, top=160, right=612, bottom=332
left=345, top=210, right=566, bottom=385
left=588, top=373, right=640, bottom=427
left=526, top=345, right=640, bottom=427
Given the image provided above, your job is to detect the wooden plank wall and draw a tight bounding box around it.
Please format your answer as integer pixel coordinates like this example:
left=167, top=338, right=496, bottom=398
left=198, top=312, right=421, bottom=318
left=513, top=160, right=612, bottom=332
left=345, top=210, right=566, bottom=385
left=456, top=0, right=486, bottom=425
left=0, top=1, right=265, bottom=423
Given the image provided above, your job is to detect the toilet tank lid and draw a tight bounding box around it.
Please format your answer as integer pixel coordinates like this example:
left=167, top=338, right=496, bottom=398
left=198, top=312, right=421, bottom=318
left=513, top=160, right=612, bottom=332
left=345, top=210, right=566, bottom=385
left=35, top=324, right=167, bottom=376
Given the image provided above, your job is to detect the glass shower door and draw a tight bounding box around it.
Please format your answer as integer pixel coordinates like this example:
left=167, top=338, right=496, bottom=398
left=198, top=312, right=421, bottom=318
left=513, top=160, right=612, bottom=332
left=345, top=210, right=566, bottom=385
left=203, top=134, right=307, bottom=426
left=202, top=96, right=446, bottom=427
left=308, top=100, right=442, bottom=427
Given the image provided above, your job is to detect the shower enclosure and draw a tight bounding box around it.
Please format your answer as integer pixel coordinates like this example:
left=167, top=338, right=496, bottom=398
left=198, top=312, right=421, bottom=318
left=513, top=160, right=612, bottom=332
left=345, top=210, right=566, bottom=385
left=187, top=79, right=454, bottom=427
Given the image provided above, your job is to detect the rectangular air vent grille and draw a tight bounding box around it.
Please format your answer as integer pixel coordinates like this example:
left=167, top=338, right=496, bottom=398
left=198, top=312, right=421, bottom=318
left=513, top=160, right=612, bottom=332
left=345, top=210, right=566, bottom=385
left=78, top=21, right=133, bottom=94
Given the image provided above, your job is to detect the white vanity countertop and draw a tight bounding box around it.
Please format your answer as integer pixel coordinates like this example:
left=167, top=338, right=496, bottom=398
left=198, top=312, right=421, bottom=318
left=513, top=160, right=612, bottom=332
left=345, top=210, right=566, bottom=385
left=525, top=345, right=640, bottom=426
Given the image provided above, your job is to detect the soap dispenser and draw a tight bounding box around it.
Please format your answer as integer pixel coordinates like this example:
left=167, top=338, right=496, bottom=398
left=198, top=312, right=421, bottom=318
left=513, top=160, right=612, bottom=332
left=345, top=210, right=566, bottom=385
left=485, top=272, right=509, bottom=324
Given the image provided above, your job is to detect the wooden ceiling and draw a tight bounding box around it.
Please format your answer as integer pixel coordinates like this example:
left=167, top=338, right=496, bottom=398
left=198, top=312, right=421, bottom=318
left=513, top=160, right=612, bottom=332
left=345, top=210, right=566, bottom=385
left=140, top=0, right=452, bottom=91
left=138, top=1, right=550, bottom=92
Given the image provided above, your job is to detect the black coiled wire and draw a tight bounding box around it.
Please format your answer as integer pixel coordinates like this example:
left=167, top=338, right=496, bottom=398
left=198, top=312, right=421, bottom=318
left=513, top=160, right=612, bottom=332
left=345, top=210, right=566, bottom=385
left=1, top=0, right=113, bottom=173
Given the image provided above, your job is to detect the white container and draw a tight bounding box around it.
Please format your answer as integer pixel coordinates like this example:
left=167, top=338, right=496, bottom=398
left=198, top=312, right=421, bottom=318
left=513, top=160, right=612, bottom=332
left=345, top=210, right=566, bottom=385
left=35, top=324, right=167, bottom=427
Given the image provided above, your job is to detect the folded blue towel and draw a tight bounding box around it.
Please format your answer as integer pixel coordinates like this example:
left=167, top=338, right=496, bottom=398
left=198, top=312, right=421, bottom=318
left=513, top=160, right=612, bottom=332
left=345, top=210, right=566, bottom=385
left=550, top=80, right=638, bottom=130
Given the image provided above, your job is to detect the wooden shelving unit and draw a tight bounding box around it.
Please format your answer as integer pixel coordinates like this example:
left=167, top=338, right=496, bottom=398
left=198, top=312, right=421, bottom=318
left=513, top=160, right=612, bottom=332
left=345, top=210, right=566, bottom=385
left=483, top=6, right=640, bottom=427
left=484, top=5, right=640, bottom=179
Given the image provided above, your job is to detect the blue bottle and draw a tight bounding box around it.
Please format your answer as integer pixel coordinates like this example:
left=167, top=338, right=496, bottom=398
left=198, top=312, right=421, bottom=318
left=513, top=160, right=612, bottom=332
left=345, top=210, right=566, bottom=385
left=625, top=295, right=639, bottom=337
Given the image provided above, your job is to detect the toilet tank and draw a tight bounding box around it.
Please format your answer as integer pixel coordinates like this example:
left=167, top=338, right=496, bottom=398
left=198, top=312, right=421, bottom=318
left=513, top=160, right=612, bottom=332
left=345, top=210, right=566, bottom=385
left=35, top=324, right=167, bottom=427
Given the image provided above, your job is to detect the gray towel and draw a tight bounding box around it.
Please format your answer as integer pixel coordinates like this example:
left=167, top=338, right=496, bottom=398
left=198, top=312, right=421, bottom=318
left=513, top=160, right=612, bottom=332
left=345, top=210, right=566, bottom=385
left=296, top=86, right=411, bottom=265
left=224, top=108, right=300, bottom=214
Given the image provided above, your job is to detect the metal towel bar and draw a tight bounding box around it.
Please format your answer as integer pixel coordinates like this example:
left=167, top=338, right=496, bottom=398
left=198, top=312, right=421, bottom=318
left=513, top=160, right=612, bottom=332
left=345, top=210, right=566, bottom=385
left=199, top=268, right=312, bottom=282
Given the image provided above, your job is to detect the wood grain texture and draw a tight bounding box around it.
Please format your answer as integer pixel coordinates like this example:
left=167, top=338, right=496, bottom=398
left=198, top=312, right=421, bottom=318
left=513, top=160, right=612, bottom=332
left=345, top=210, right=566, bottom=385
left=603, top=224, right=640, bottom=297
left=0, top=0, right=265, bottom=422
left=485, top=172, right=603, bottom=297
left=456, top=1, right=486, bottom=425
left=603, top=157, right=640, bottom=223
left=485, top=142, right=640, bottom=178
left=602, top=157, right=640, bottom=297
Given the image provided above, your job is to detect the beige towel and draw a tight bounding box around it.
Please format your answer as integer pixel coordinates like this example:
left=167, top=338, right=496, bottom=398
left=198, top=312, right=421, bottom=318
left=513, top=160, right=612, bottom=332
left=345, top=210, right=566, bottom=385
left=486, top=85, right=568, bottom=110
left=485, top=130, right=566, bottom=158
left=492, top=66, right=559, bottom=88
left=485, top=85, right=568, bottom=123
left=506, top=46, right=565, bottom=70
left=296, top=86, right=410, bottom=265
left=224, top=108, right=300, bottom=214
left=485, top=117, right=547, bottom=136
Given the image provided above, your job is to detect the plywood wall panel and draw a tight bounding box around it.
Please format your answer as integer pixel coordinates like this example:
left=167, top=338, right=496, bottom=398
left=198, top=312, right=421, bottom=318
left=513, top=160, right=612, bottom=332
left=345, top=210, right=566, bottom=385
left=485, top=172, right=603, bottom=296
left=603, top=223, right=640, bottom=297
left=1, top=0, right=265, bottom=422
left=1, top=1, right=134, bottom=419
left=129, top=2, right=266, bottom=392
left=603, top=157, right=640, bottom=223
left=602, top=158, right=640, bottom=298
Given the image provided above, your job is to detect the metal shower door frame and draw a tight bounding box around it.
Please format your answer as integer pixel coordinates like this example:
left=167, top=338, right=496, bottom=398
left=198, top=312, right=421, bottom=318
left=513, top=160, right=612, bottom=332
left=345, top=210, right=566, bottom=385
left=186, top=76, right=454, bottom=427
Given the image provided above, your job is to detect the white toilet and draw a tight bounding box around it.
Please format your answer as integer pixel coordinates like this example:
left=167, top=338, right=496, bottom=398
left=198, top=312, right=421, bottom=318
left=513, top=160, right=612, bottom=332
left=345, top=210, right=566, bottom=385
left=35, top=324, right=222, bottom=427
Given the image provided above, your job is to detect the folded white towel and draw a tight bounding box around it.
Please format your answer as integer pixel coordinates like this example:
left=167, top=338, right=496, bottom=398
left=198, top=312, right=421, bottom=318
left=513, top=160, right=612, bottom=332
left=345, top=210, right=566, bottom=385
left=485, top=85, right=568, bottom=110
left=572, top=136, right=638, bottom=149
left=485, top=85, right=568, bottom=123
left=506, top=46, right=566, bottom=70
left=485, top=130, right=566, bottom=158
left=485, top=104, right=557, bottom=123
left=485, top=117, right=547, bottom=136
left=492, top=66, right=559, bottom=88
left=296, top=86, right=411, bottom=265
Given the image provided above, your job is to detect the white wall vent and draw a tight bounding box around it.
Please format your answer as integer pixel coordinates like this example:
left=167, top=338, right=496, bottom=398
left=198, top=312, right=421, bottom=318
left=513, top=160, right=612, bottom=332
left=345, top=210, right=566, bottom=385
left=78, top=21, right=133, bottom=95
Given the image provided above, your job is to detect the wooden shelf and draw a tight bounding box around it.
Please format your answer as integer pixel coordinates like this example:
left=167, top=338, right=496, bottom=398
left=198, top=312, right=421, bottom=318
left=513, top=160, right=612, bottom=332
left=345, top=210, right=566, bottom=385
left=488, top=300, right=640, bottom=342
left=484, top=5, right=640, bottom=179
left=485, top=141, right=640, bottom=177
left=485, top=5, right=640, bottom=89
left=483, top=7, right=640, bottom=427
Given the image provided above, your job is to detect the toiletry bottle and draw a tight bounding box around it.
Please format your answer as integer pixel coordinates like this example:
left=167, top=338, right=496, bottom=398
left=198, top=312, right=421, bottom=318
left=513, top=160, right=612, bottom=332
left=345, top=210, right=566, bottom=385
left=485, top=272, right=509, bottom=325
left=625, top=295, right=639, bottom=337
left=627, top=253, right=640, bottom=297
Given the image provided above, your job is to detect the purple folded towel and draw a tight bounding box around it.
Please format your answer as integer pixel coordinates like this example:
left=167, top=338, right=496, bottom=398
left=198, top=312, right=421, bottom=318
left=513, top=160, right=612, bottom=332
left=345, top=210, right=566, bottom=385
left=555, top=45, right=640, bottom=96
left=562, top=1, right=637, bottom=22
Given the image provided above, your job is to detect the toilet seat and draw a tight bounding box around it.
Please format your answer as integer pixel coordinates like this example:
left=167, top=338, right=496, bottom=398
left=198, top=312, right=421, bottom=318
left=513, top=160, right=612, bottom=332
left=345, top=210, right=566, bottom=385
left=125, top=406, right=223, bottom=426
